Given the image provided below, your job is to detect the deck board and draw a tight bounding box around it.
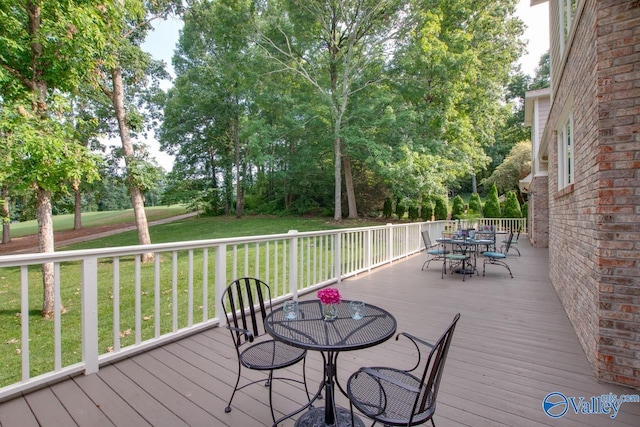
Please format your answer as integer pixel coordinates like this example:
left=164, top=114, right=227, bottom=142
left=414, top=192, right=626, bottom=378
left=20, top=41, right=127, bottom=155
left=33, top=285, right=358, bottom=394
left=1, top=239, right=639, bottom=427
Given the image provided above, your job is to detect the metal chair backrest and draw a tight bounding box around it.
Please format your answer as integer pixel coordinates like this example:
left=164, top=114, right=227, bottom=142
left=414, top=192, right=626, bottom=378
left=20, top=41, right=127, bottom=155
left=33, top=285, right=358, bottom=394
left=221, top=277, right=271, bottom=347
left=421, top=230, right=434, bottom=248
left=502, top=231, right=514, bottom=254
left=416, top=313, right=460, bottom=416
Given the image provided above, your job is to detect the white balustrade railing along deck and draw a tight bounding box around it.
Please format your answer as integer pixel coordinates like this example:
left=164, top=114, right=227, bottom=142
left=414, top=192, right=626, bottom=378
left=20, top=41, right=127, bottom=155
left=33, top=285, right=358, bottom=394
left=0, top=218, right=526, bottom=402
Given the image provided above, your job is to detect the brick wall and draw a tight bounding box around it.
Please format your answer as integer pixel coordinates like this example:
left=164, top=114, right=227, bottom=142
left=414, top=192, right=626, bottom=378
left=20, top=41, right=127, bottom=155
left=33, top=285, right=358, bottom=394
left=546, top=0, right=600, bottom=381
left=543, top=0, right=640, bottom=390
left=594, top=0, right=640, bottom=388
left=529, top=175, right=549, bottom=247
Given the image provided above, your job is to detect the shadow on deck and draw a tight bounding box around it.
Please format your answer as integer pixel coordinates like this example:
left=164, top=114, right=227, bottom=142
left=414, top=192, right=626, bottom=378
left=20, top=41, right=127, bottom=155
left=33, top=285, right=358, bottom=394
left=0, top=239, right=638, bottom=426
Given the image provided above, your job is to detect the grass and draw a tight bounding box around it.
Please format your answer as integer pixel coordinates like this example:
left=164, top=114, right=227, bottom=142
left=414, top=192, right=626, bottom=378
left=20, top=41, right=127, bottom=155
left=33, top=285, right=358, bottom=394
left=8, top=205, right=190, bottom=238
left=0, top=212, right=382, bottom=387
left=62, top=215, right=380, bottom=250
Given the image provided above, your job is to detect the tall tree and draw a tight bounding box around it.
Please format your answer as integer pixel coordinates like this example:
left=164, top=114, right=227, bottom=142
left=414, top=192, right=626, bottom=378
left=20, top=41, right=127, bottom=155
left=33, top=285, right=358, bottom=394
left=96, top=0, right=181, bottom=261
left=0, top=0, right=104, bottom=317
left=389, top=0, right=524, bottom=198
left=257, top=0, right=410, bottom=220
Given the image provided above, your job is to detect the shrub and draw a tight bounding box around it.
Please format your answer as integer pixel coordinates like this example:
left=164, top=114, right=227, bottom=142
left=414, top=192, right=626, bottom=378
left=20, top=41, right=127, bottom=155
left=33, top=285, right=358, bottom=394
left=395, top=200, right=406, bottom=219
left=421, top=200, right=433, bottom=221
left=408, top=205, right=419, bottom=221
left=451, top=195, right=465, bottom=220
left=433, top=196, right=448, bottom=220
left=468, top=193, right=482, bottom=216
left=503, top=191, right=522, bottom=218
left=521, top=202, right=528, bottom=219
left=383, top=198, right=392, bottom=219
left=483, top=184, right=501, bottom=218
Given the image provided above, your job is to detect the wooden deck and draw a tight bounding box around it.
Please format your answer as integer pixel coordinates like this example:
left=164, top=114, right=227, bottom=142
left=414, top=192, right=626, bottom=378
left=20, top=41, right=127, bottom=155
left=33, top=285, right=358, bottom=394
left=1, top=239, right=639, bottom=427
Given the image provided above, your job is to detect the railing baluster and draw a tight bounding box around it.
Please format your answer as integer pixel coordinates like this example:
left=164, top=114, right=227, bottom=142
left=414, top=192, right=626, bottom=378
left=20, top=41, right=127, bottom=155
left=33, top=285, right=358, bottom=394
left=54, top=263, right=61, bottom=371
left=113, top=258, right=120, bottom=352
left=82, top=257, right=99, bottom=374
left=202, top=249, right=209, bottom=321
left=188, top=249, right=194, bottom=327
left=20, top=266, right=29, bottom=382
left=154, top=256, right=160, bottom=338
left=134, top=255, right=141, bottom=345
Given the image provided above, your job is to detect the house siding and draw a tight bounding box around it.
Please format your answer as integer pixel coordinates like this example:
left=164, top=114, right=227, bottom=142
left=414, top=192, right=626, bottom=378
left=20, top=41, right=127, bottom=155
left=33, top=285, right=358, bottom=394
left=543, top=0, right=640, bottom=389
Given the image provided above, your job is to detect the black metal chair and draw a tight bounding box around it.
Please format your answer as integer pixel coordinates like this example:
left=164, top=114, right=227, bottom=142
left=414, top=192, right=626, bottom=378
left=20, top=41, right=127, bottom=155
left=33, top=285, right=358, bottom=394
left=347, top=313, right=461, bottom=427
left=482, top=232, right=514, bottom=278
left=421, top=230, right=448, bottom=270
left=221, top=277, right=309, bottom=423
left=501, top=227, right=521, bottom=256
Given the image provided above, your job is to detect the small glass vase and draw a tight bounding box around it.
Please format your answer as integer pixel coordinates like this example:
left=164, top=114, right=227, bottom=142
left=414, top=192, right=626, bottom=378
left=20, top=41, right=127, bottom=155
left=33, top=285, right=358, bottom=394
left=323, top=303, right=338, bottom=321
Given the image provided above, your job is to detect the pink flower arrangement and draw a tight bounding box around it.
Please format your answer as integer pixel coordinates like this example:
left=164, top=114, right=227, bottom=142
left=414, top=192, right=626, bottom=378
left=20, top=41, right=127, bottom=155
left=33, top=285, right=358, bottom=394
left=317, top=288, right=341, bottom=305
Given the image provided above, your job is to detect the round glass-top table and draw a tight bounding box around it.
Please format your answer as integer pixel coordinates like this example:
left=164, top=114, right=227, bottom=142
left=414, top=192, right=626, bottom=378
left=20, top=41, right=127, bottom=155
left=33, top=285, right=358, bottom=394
left=265, top=300, right=397, bottom=427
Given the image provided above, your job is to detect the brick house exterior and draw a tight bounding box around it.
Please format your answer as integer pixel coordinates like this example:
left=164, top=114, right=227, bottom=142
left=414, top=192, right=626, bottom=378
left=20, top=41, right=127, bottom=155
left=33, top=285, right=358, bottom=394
left=533, top=0, right=640, bottom=389
left=523, top=88, right=551, bottom=247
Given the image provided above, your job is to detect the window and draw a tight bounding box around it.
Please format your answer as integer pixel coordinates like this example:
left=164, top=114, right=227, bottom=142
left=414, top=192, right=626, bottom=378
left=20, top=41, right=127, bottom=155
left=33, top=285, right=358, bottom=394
left=557, top=113, right=574, bottom=189
left=559, top=0, right=577, bottom=53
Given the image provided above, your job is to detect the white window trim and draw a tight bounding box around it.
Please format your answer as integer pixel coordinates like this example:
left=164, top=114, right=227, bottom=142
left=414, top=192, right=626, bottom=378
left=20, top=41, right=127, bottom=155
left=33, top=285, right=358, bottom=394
left=557, top=112, right=574, bottom=190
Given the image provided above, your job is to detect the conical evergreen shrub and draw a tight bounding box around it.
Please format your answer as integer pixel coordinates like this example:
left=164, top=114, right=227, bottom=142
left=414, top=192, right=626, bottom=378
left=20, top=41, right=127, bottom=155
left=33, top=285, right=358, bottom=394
left=483, top=184, right=501, bottom=218
left=451, top=195, right=465, bottom=220
left=503, top=191, right=522, bottom=218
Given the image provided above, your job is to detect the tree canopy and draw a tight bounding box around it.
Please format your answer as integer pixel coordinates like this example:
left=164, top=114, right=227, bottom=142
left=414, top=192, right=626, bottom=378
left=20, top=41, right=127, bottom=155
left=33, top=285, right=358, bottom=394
left=160, top=0, right=526, bottom=219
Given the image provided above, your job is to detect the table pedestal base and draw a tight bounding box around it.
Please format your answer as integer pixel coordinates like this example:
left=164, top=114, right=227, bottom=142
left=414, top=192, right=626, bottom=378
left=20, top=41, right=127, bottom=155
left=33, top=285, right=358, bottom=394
left=295, top=407, right=364, bottom=427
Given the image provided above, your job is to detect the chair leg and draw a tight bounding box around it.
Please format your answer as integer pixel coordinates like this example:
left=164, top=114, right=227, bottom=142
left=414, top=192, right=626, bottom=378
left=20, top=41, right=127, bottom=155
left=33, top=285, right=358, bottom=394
left=225, top=359, right=243, bottom=413
left=302, top=357, right=311, bottom=402
left=483, top=259, right=513, bottom=278
left=268, top=371, right=276, bottom=424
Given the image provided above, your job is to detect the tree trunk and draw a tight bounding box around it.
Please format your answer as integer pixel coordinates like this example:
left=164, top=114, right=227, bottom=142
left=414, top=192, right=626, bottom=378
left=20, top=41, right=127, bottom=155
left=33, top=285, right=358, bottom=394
left=343, top=154, right=357, bottom=219
left=37, top=188, right=62, bottom=319
left=111, top=67, right=153, bottom=262
left=1, top=187, right=10, bottom=244
left=73, top=180, right=82, bottom=230
left=233, top=116, right=243, bottom=219
left=333, top=131, right=342, bottom=221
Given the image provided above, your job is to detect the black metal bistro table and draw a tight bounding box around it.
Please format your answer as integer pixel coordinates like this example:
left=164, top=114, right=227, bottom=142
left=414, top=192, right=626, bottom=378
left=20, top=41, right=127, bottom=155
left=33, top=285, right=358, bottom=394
left=265, top=300, right=397, bottom=427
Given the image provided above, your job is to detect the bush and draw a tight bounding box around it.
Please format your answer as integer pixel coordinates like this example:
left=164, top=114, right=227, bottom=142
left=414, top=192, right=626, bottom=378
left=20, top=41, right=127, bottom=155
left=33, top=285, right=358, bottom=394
left=521, top=202, right=528, bottom=219
left=433, top=196, right=448, bottom=220
left=468, top=193, right=482, bottom=215
left=451, top=195, right=465, bottom=220
left=408, top=205, right=419, bottom=221
left=395, top=200, right=406, bottom=219
left=503, top=191, right=522, bottom=218
left=421, top=200, right=433, bottom=221
left=483, top=184, right=501, bottom=218
left=383, top=198, right=392, bottom=219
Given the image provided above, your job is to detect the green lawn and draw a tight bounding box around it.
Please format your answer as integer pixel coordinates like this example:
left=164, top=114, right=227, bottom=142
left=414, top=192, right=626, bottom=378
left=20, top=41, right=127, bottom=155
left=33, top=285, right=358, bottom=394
left=8, top=205, right=190, bottom=238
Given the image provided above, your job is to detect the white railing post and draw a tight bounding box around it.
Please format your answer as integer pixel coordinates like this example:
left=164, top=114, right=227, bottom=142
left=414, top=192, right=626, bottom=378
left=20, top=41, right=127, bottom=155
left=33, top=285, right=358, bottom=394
left=288, top=230, right=299, bottom=298
left=365, top=229, right=372, bottom=271
left=82, top=257, right=99, bottom=375
left=333, top=232, right=342, bottom=282
left=215, top=244, right=227, bottom=326
left=386, top=224, right=393, bottom=263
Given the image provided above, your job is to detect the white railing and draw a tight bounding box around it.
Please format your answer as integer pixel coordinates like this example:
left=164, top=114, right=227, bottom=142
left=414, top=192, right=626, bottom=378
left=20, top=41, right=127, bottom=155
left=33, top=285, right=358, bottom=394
left=0, top=220, right=457, bottom=402
left=459, top=218, right=528, bottom=234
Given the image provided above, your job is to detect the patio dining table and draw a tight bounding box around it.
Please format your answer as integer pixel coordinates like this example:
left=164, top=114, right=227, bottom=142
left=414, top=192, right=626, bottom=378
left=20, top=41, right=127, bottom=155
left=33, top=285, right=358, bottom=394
left=265, top=300, right=397, bottom=427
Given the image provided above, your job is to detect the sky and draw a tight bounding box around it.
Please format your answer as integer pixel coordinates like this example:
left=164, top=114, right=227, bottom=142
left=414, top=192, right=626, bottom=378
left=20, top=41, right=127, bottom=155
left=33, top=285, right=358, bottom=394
left=140, top=0, right=550, bottom=172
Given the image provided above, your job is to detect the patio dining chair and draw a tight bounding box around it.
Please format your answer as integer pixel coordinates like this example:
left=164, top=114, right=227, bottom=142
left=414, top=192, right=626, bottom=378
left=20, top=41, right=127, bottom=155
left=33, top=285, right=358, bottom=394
left=421, top=230, right=448, bottom=270
left=482, top=232, right=514, bottom=278
left=347, top=313, right=461, bottom=427
left=501, top=227, right=521, bottom=256
left=221, top=277, right=309, bottom=423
